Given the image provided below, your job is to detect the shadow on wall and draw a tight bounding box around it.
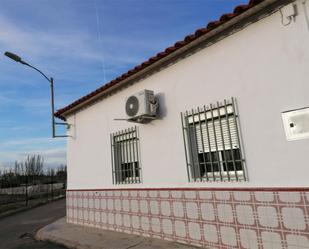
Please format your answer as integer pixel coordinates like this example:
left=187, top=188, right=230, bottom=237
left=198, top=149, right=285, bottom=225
left=155, top=92, right=167, bottom=120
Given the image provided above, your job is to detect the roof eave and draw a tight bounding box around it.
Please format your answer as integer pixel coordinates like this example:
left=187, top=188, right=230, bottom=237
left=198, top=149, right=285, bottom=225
left=55, top=0, right=290, bottom=121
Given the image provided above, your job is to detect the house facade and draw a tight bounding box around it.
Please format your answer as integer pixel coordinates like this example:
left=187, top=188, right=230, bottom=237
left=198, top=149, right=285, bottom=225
left=56, top=0, right=309, bottom=248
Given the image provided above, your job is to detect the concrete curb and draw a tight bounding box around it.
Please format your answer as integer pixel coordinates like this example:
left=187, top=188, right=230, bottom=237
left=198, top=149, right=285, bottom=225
left=36, top=218, right=200, bottom=249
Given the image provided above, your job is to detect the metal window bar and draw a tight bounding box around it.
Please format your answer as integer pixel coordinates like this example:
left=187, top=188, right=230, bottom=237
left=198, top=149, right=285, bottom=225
left=224, top=99, right=238, bottom=181
left=217, top=101, right=230, bottom=181
left=191, top=108, right=202, bottom=181
left=203, top=105, right=216, bottom=181
left=185, top=110, right=196, bottom=181
left=111, top=126, right=141, bottom=184
left=210, top=103, right=223, bottom=181
left=135, top=126, right=141, bottom=182
left=180, top=112, right=191, bottom=182
left=181, top=98, right=245, bottom=182
left=110, top=133, right=115, bottom=184
left=197, top=107, right=209, bottom=182
left=124, top=128, right=129, bottom=184
left=231, top=97, right=246, bottom=181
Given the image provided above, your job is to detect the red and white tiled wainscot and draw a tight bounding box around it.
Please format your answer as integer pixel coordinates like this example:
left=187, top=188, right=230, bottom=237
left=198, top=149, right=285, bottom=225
left=66, top=188, right=309, bottom=249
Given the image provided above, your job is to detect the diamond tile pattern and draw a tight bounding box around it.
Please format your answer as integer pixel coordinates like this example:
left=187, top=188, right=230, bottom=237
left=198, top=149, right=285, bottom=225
left=67, top=189, right=309, bottom=248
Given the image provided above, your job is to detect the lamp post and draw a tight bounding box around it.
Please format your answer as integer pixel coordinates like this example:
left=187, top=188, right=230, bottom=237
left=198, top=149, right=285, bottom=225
left=4, top=51, right=68, bottom=138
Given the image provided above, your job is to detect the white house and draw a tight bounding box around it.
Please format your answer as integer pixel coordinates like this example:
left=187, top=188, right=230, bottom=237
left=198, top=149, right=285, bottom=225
left=55, top=0, right=309, bottom=248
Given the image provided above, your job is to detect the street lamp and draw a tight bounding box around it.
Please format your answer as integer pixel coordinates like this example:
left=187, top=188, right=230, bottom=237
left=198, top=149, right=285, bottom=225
left=4, top=51, right=69, bottom=138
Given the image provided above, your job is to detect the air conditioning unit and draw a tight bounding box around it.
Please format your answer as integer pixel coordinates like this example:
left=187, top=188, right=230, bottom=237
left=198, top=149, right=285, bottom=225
left=125, top=89, right=158, bottom=122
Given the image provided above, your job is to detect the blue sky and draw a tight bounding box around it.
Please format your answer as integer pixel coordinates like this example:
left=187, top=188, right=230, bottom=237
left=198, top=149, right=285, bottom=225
left=0, top=0, right=246, bottom=169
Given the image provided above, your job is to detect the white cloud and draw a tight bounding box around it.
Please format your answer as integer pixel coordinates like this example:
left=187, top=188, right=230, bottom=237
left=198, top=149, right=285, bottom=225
left=0, top=15, right=100, bottom=62
left=0, top=147, right=66, bottom=169
left=0, top=13, right=165, bottom=70
left=0, top=136, right=66, bottom=170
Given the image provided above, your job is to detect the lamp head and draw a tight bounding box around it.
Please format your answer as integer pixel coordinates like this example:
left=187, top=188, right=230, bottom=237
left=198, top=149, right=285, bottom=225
left=4, top=51, right=26, bottom=64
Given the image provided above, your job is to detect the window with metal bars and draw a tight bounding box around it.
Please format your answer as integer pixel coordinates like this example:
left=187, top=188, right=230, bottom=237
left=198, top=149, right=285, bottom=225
left=110, top=126, right=141, bottom=184
left=181, top=97, right=246, bottom=182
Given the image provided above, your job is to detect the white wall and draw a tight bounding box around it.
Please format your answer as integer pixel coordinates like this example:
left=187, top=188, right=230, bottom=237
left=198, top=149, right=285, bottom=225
left=66, top=0, right=309, bottom=189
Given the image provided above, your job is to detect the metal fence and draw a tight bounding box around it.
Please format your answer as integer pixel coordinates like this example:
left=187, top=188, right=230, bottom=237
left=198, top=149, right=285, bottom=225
left=0, top=173, right=66, bottom=214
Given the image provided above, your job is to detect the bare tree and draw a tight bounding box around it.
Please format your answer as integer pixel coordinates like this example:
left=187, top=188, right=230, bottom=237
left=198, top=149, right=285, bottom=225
left=24, top=155, right=44, bottom=176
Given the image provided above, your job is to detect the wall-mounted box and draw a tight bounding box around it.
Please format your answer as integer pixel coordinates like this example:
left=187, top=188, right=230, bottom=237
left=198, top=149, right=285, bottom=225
left=282, top=107, right=309, bottom=141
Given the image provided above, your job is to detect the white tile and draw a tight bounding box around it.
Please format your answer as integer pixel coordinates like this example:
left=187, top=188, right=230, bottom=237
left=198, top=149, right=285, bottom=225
left=67, top=209, right=73, bottom=218
left=257, top=206, right=278, bottom=228
left=95, top=211, right=100, bottom=222
left=171, top=191, right=182, bottom=198
left=220, top=226, right=237, bottom=246
left=160, top=191, right=169, bottom=198
left=185, top=191, right=196, bottom=199
left=83, top=198, right=88, bottom=208
left=255, top=192, right=274, bottom=202
left=139, top=191, right=147, bottom=197
left=199, top=191, right=213, bottom=199
left=73, top=209, right=78, bottom=219
left=122, top=191, right=129, bottom=197
left=115, top=213, right=122, bottom=226
left=186, top=202, right=198, bottom=219
left=188, top=222, right=201, bottom=240
left=114, top=191, right=121, bottom=196
left=215, top=191, right=230, bottom=200
left=203, top=224, right=218, bottom=243
left=100, top=199, right=107, bottom=210
left=123, top=214, right=130, bottom=227
left=282, top=207, right=306, bottom=230
left=122, top=200, right=130, bottom=212
left=236, top=205, right=254, bottom=225
left=132, top=215, right=139, bottom=229
left=149, top=191, right=157, bottom=198
left=161, top=201, right=171, bottom=216
left=201, top=203, right=215, bottom=221
left=141, top=217, right=150, bottom=231
left=73, top=198, right=78, bottom=207
left=107, top=213, right=114, bottom=224
left=239, top=229, right=258, bottom=249
left=140, top=200, right=148, bottom=214
left=175, top=221, right=186, bottom=237
left=261, top=232, right=282, bottom=249
left=151, top=218, right=161, bottom=233
left=115, top=199, right=121, bottom=211
left=233, top=191, right=251, bottom=201
left=89, top=211, right=95, bottom=222
left=94, top=199, right=100, bottom=209
left=218, top=204, right=234, bottom=223
left=131, top=200, right=138, bottom=212
left=89, top=198, right=94, bottom=209
left=130, top=191, right=137, bottom=197
left=107, top=199, right=114, bottom=210
left=279, top=192, right=301, bottom=203
left=173, top=202, right=184, bottom=218
left=287, top=234, right=309, bottom=249
left=162, top=219, right=173, bottom=235
left=83, top=210, right=88, bottom=220
left=101, top=212, right=107, bottom=224
left=150, top=201, right=159, bottom=215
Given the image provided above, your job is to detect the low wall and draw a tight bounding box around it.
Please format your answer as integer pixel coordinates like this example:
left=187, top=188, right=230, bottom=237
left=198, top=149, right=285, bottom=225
left=0, top=183, right=65, bottom=195
left=66, top=188, right=309, bottom=249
